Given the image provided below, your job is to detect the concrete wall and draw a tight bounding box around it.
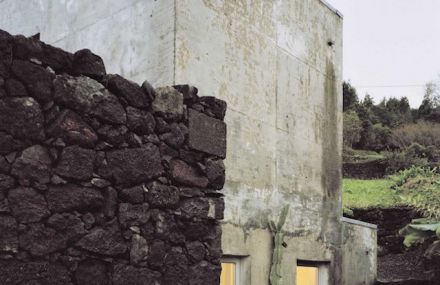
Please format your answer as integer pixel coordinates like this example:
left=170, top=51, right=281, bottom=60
left=0, top=1, right=378, bottom=284
left=174, top=1, right=344, bottom=284
left=0, top=0, right=175, bottom=85
left=341, top=218, right=378, bottom=285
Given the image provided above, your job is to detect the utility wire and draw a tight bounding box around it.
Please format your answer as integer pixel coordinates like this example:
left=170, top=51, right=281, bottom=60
left=355, top=84, right=426, bottom=88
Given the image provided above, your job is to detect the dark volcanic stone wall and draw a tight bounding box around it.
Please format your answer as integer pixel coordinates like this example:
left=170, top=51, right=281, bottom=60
left=0, top=30, right=226, bottom=285
left=342, top=159, right=388, bottom=179
left=349, top=208, right=439, bottom=285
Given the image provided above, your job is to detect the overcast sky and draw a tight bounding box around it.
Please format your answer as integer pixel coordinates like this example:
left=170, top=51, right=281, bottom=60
left=326, top=0, right=440, bottom=108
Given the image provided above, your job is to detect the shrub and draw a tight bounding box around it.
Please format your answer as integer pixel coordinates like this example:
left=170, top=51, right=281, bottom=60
left=392, top=167, right=440, bottom=247
left=367, top=123, right=392, bottom=151
left=426, top=145, right=440, bottom=162
left=391, top=166, right=440, bottom=219
left=391, top=121, right=440, bottom=149
left=392, top=166, right=440, bottom=247
left=390, top=165, right=431, bottom=187
left=385, top=146, right=429, bottom=174
left=399, top=218, right=440, bottom=247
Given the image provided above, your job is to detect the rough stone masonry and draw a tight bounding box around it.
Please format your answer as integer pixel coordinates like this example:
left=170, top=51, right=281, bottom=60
left=0, top=29, right=226, bottom=285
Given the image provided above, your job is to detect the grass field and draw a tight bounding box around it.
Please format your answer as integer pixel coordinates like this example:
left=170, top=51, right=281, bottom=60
left=342, top=178, right=403, bottom=209
left=343, top=148, right=385, bottom=163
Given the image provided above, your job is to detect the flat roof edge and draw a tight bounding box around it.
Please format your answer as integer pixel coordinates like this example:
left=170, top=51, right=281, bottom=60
left=319, top=0, right=344, bottom=19
left=341, top=217, right=378, bottom=229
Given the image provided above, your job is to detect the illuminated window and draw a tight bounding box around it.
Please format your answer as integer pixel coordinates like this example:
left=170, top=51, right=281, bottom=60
left=296, top=261, right=329, bottom=285
left=220, top=258, right=240, bottom=285
left=296, top=266, right=319, bottom=285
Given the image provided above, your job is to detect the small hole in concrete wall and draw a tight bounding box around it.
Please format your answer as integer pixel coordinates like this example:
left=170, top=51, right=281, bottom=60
left=327, top=40, right=334, bottom=47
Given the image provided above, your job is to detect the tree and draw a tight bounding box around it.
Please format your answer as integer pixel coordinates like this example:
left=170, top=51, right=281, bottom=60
left=398, top=97, right=411, bottom=115
left=356, top=119, right=373, bottom=149
left=361, top=94, right=374, bottom=108
left=418, top=97, right=433, bottom=119
left=343, top=111, right=362, bottom=147
left=343, top=81, right=358, bottom=112
left=371, top=97, right=412, bottom=127
left=425, top=81, right=440, bottom=106
left=399, top=97, right=413, bottom=124
left=390, top=97, right=412, bottom=125
left=418, top=78, right=440, bottom=122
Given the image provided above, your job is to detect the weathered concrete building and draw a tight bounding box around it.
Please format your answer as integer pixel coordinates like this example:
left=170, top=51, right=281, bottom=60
left=0, top=0, right=377, bottom=284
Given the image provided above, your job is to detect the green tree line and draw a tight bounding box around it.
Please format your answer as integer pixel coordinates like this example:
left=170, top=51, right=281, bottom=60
left=343, top=78, right=440, bottom=152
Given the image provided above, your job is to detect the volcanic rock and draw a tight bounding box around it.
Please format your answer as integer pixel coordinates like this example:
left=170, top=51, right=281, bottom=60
left=46, top=184, right=104, bottom=213
left=76, top=219, right=127, bottom=256
left=152, top=86, right=184, bottom=120
left=0, top=260, right=72, bottom=284
left=105, top=145, right=163, bottom=185
left=47, top=110, right=98, bottom=147
left=118, top=203, right=150, bottom=228
left=72, top=49, right=106, bottom=79
left=188, top=109, right=226, bottom=158
left=120, top=185, right=144, bottom=204
left=53, top=75, right=126, bottom=124
left=145, top=182, right=179, bottom=208
left=112, top=264, right=161, bottom=285
left=0, top=97, right=44, bottom=141
left=75, top=259, right=109, bottom=285
left=11, top=60, right=53, bottom=102
left=5, top=78, right=27, bottom=97
left=127, top=106, right=156, bottom=135
left=105, top=74, right=151, bottom=108
left=170, top=159, right=208, bottom=188
left=205, top=158, right=225, bottom=190
left=19, top=223, right=67, bottom=256
left=55, top=145, right=96, bottom=181
left=130, top=234, right=149, bottom=265
left=0, top=215, right=18, bottom=253
left=11, top=145, right=52, bottom=185
left=8, top=187, right=49, bottom=223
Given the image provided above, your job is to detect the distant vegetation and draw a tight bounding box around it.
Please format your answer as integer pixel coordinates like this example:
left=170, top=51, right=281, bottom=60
left=342, top=77, right=440, bottom=211
left=392, top=166, right=440, bottom=220
left=342, top=79, right=440, bottom=247
left=392, top=166, right=440, bottom=247
left=343, top=166, right=440, bottom=217
left=343, top=167, right=440, bottom=247
left=343, top=77, right=440, bottom=174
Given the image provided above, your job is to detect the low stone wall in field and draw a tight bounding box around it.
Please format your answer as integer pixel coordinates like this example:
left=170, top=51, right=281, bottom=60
left=0, top=29, right=226, bottom=285
left=343, top=159, right=389, bottom=179
left=349, top=207, right=440, bottom=285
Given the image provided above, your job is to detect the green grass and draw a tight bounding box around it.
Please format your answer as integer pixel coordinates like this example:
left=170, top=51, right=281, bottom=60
left=343, top=148, right=385, bottom=163
left=343, top=178, right=403, bottom=209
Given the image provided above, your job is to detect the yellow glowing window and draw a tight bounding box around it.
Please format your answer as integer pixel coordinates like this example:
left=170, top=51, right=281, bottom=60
left=296, top=266, right=319, bottom=285
left=220, top=262, right=236, bottom=285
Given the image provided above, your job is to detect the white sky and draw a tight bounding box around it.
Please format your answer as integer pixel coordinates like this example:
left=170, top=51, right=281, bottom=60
left=326, top=0, right=440, bottom=108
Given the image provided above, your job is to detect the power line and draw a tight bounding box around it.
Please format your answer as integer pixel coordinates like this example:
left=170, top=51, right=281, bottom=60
left=355, top=84, right=426, bottom=88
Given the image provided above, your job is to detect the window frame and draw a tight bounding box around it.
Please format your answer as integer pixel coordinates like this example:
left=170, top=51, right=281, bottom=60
left=296, top=260, right=329, bottom=285
left=221, top=256, right=242, bottom=285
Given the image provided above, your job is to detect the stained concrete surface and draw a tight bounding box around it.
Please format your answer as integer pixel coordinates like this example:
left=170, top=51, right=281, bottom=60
left=0, top=0, right=377, bottom=284
left=342, top=218, right=378, bottom=285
